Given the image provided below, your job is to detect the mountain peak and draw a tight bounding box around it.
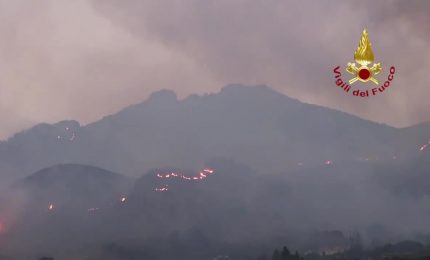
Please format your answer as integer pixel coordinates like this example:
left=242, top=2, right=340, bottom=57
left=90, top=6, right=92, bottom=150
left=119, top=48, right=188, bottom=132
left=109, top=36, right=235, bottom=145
left=220, top=84, right=280, bottom=96
left=147, top=89, right=178, bottom=104
left=218, top=84, right=300, bottom=105
left=15, top=163, right=127, bottom=189
left=221, top=83, right=270, bottom=91
left=53, top=120, right=80, bottom=129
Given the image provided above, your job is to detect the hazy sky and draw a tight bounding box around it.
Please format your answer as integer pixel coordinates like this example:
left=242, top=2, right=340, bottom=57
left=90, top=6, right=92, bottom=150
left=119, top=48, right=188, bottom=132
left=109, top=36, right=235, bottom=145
left=0, top=0, right=429, bottom=139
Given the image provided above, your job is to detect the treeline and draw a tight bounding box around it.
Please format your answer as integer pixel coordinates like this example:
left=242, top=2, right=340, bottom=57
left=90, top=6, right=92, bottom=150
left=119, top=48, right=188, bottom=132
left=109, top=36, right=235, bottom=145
left=260, top=240, right=430, bottom=260
left=258, top=246, right=303, bottom=260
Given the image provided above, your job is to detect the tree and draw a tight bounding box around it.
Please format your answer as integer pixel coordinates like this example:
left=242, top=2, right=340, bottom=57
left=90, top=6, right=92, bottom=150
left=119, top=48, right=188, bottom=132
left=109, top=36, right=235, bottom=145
left=281, top=246, right=291, bottom=260
left=272, top=249, right=281, bottom=260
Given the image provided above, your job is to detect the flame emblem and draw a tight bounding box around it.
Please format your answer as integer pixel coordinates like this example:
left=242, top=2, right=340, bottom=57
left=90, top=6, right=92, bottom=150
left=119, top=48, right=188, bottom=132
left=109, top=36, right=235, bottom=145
left=346, top=29, right=381, bottom=85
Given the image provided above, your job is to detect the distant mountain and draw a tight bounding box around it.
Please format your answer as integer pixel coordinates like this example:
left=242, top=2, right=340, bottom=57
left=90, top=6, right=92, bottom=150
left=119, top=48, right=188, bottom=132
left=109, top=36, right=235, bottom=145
left=1, top=159, right=349, bottom=259
left=0, top=85, right=428, bottom=185
left=0, top=164, right=130, bottom=257
left=0, top=84, right=428, bottom=258
left=13, top=163, right=129, bottom=200
left=8, top=164, right=129, bottom=219
left=2, top=158, right=430, bottom=258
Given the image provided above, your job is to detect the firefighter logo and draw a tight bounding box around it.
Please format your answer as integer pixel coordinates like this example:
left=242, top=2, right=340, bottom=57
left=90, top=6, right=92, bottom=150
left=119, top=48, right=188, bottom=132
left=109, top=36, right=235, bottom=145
left=346, top=29, right=381, bottom=85
left=333, top=28, right=396, bottom=97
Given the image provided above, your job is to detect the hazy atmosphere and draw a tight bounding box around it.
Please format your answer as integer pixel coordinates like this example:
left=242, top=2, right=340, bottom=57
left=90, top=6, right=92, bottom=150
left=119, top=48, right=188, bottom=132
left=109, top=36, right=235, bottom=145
left=1, top=0, right=430, bottom=139
left=1, top=1, right=430, bottom=260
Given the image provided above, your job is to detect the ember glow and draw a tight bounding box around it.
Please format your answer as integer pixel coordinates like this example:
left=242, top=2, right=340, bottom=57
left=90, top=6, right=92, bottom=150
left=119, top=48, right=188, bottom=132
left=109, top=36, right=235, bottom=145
left=155, top=185, right=169, bottom=192
left=120, top=197, right=127, bottom=203
left=419, top=140, right=430, bottom=152
left=325, top=160, right=333, bottom=165
left=48, top=204, right=54, bottom=210
left=154, top=168, right=215, bottom=192
left=156, top=168, right=215, bottom=181
left=56, top=127, right=77, bottom=142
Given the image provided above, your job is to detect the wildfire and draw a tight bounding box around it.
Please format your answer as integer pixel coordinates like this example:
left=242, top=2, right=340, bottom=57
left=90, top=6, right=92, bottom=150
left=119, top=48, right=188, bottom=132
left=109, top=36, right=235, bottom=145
left=48, top=203, right=54, bottom=210
left=154, top=168, right=215, bottom=192
left=120, top=197, right=127, bottom=203
left=155, top=185, right=169, bottom=192
left=325, top=160, right=333, bottom=165
left=419, top=140, right=430, bottom=152
left=56, top=127, right=77, bottom=141
left=156, top=168, right=215, bottom=181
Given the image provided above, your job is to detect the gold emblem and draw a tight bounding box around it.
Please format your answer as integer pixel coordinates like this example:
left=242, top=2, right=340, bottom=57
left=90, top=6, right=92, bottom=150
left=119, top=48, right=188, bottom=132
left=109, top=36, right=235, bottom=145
left=346, top=29, right=381, bottom=85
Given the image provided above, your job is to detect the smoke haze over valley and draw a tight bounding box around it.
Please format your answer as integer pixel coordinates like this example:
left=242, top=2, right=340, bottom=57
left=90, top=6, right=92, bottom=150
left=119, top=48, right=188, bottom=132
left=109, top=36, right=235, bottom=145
left=1, top=1, right=430, bottom=259
left=0, top=85, right=430, bottom=259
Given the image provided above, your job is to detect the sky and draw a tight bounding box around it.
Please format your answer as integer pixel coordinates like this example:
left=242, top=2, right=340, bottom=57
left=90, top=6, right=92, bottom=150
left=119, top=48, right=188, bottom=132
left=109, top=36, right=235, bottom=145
left=0, top=0, right=429, bottom=139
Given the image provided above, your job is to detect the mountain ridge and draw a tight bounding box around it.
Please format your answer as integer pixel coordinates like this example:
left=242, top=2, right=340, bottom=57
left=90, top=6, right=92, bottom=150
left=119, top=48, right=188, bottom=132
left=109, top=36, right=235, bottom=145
left=0, top=85, right=428, bottom=186
left=3, top=85, right=428, bottom=144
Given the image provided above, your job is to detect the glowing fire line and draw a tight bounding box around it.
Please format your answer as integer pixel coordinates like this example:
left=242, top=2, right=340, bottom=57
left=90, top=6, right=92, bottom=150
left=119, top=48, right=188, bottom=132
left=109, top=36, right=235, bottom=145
left=154, top=168, right=215, bottom=192
left=419, top=140, right=430, bottom=152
